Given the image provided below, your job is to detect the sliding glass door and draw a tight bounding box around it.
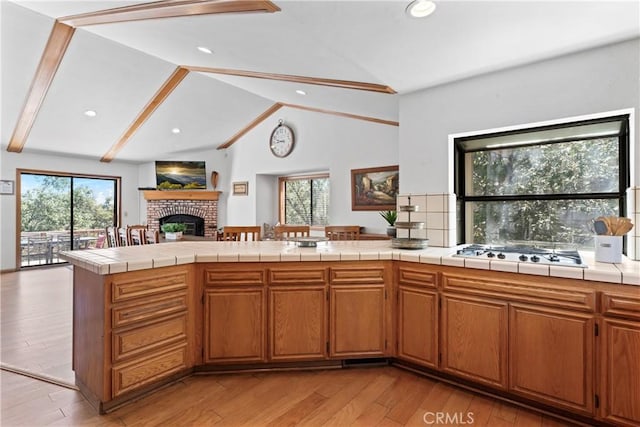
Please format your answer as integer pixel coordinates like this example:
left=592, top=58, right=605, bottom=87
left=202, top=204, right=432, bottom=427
left=19, top=171, right=118, bottom=268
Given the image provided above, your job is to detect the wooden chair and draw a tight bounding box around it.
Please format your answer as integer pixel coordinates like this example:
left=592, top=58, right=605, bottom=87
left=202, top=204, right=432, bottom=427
left=144, top=229, right=160, bottom=244
left=222, top=226, right=261, bottom=242
left=105, top=227, right=119, bottom=247
left=117, top=227, right=129, bottom=246
left=274, top=225, right=310, bottom=240
left=93, top=233, right=106, bottom=249
left=325, top=225, right=360, bottom=240
left=127, top=225, right=148, bottom=245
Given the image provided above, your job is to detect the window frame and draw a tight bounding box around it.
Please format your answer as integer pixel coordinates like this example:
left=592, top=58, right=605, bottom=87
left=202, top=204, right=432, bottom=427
left=454, top=114, right=630, bottom=247
left=278, top=173, right=329, bottom=226
left=16, top=168, right=121, bottom=268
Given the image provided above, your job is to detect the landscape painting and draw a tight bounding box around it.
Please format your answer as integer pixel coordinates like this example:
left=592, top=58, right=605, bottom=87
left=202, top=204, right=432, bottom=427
left=351, top=165, right=399, bottom=211
left=155, top=161, right=207, bottom=190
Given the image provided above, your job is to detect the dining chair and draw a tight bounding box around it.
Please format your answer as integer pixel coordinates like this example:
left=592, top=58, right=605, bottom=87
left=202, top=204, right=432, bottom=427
left=274, top=225, right=310, bottom=240
left=106, top=227, right=119, bottom=247
left=117, top=227, right=129, bottom=246
left=144, top=229, right=160, bottom=244
left=324, top=225, right=361, bottom=240
left=127, top=225, right=148, bottom=245
left=222, top=226, right=262, bottom=242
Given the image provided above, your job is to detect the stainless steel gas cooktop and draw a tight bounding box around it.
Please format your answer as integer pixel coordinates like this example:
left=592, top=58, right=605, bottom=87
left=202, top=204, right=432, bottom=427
left=453, top=244, right=588, bottom=268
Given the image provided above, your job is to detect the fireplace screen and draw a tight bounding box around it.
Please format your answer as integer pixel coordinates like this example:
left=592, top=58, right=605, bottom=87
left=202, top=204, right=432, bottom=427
left=159, top=214, right=204, bottom=236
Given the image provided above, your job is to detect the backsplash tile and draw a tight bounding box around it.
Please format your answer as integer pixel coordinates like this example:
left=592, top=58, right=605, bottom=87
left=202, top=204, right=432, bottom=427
left=397, top=193, right=457, bottom=248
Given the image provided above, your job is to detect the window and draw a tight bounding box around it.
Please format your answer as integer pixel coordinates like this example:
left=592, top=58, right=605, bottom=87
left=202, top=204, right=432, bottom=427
left=279, top=174, right=329, bottom=226
left=455, top=114, right=629, bottom=250
left=18, top=170, right=119, bottom=267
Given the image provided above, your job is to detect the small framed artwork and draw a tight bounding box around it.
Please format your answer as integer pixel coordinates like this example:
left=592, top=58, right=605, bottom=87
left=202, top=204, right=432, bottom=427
left=233, top=181, right=248, bottom=196
left=0, top=180, right=15, bottom=195
left=351, top=165, right=399, bottom=211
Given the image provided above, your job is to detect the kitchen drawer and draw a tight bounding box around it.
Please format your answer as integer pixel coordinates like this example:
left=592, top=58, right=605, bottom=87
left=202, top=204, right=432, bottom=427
left=441, top=273, right=596, bottom=312
left=330, top=265, right=386, bottom=285
left=601, top=293, right=640, bottom=321
left=112, top=291, right=187, bottom=328
left=112, top=343, right=187, bottom=398
left=111, top=270, right=189, bottom=303
left=203, top=268, right=265, bottom=287
left=268, top=267, right=328, bottom=285
left=112, top=313, right=188, bottom=363
left=398, top=266, right=438, bottom=289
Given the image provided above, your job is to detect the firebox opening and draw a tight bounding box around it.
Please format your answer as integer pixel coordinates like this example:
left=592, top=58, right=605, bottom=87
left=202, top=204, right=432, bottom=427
left=159, top=214, right=205, bottom=237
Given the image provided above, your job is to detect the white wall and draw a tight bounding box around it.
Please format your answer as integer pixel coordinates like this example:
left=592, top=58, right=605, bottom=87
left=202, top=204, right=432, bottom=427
left=224, top=106, right=399, bottom=233
left=0, top=151, right=140, bottom=271
left=399, top=38, right=640, bottom=194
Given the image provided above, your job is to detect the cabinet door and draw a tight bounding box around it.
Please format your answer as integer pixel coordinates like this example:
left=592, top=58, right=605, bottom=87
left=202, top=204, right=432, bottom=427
left=441, top=294, right=508, bottom=389
left=509, top=304, right=594, bottom=415
left=203, top=288, right=266, bottom=363
left=330, top=285, right=386, bottom=358
left=397, top=286, right=438, bottom=368
left=268, top=286, right=327, bottom=361
left=600, top=318, right=640, bottom=426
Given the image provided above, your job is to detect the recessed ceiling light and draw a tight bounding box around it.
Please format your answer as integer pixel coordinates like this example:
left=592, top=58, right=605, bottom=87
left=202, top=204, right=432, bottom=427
left=406, top=0, right=436, bottom=18
left=295, top=89, right=306, bottom=95
left=171, top=128, right=181, bottom=134
left=84, top=110, right=97, bottom=117
left=197, top=46, right=213, bottom=54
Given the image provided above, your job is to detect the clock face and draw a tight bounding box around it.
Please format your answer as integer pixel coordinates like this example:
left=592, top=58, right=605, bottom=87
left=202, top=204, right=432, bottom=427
left=270, top=124, right=294, bottom=158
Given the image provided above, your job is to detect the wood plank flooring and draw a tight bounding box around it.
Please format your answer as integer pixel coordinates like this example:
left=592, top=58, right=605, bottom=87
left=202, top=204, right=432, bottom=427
left=1, top=266, right=579, bottom=427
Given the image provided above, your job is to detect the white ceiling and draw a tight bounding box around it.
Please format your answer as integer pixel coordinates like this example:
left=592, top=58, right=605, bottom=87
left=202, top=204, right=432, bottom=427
left=2, top=0, right=639, bottom=163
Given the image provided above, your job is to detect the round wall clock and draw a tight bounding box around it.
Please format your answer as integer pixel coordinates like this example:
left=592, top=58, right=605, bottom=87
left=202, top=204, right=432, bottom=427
left=269, top=120, right=295, bottom=158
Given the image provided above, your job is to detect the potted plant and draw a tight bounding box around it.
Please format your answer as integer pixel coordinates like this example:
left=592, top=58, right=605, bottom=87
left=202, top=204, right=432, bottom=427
left=161, top=223, right=187, bottom=240
left=379, top=210, right=397, bottom=237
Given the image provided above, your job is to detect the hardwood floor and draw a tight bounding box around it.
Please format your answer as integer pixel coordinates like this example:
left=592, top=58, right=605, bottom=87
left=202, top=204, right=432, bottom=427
left=0, top=266, right=578, bottom=427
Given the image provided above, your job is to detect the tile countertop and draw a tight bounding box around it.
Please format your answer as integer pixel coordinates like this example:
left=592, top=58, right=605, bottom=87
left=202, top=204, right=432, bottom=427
left=60, top=240, right=640, bottom=286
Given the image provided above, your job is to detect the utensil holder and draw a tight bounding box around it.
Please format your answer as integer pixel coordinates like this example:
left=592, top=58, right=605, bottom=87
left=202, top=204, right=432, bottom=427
left=594, top=235, right=622, bottom=263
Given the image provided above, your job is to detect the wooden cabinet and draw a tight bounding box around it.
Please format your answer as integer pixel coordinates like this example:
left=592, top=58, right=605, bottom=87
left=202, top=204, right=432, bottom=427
left=599, top=293, right=640, bottom=426
left=396, top=266, right=438, bottom=368
left=268, top=267, right=328, bottom=361
left=329, top=265, right=390, bottom=358
left=509, top=304, right=594, bottom=414
left=202, top=267, right=266, bottom=363
left=108, top=266, right=194, bottom=398
left=441, top=294, right=508, bottom=389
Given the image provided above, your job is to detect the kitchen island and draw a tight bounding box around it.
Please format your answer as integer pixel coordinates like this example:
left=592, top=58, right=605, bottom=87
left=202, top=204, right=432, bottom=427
left=62, top=241, right=639, bottom=426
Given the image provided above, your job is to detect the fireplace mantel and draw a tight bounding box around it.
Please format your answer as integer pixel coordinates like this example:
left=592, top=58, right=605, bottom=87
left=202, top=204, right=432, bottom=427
left=143, top=190, right=221, bottom=201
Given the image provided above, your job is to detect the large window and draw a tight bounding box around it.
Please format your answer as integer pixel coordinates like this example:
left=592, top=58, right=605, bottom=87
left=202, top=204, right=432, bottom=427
left=279, top=174, right=329, bottom=226
left=455, top=114, right=629, bottom=249
left=18, top=170, right=119, bottom=267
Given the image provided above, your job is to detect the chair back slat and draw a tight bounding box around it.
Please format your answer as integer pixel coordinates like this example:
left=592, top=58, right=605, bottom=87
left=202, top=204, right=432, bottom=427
left=106, top=227, right=119, bottom=247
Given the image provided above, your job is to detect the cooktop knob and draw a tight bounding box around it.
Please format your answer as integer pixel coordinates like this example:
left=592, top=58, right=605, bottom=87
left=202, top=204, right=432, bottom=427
left=456, top=249, right=463, bottom=255
left=549, top=254, right=560, bottom=262
left=497, top=253, right=506, bottom=259
left=531, top=255, right=540, bottom=263
left=487, top=252, right=495, bottom=258
left=519, top=254, right=528, bottom=261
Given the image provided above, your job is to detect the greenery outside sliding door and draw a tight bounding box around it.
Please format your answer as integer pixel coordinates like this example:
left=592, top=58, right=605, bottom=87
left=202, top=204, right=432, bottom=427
left=19, top=170, right=119, bottom=268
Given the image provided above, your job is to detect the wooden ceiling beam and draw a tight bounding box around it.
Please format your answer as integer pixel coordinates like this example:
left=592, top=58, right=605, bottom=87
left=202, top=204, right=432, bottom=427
left=217, top=103, right=283, bottom=149
left=6, top=21, right=75, bottom=153
left=59, top=0, right=280, bottom=27
left=217, top=102, right=398, bottom=149
left=187, top=66, right=397, bottom=94
left=101, top=67, right=190, bottom=162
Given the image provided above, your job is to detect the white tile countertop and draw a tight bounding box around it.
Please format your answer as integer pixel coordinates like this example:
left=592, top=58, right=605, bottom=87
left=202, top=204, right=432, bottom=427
left=60, top=240, right=640, bottom=286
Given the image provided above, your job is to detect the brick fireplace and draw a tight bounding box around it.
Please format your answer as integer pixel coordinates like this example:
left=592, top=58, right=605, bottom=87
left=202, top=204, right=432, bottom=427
left=143, top=191, right=220, bottom=239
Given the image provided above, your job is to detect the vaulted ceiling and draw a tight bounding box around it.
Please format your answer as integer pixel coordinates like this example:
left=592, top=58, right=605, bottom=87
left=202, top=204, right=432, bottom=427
left=2, top=0, right=639, bottom=163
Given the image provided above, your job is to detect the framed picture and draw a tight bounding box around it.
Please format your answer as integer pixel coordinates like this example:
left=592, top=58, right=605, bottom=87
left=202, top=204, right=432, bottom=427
left=0, top=180, right=15, bottom=195
left=233, top=181, right=248, bottom=196
left=351, top=165, right=399, bottom=211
